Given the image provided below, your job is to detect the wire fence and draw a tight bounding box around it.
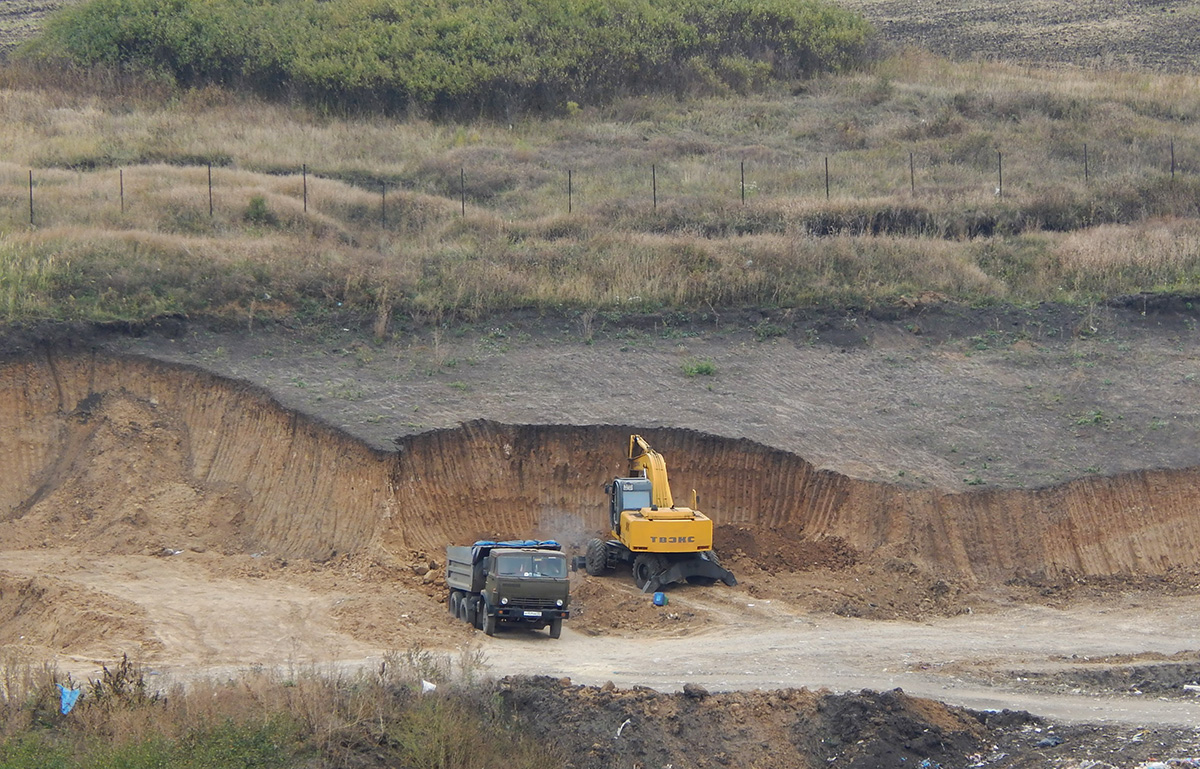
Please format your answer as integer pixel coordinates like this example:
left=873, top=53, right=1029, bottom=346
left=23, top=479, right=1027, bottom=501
left=8, top=137, right=1194, bottom=229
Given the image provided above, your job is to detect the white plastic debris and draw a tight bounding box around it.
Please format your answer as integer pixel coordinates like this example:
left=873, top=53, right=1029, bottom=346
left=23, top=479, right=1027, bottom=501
left=421, top=680, right=437, bottom=693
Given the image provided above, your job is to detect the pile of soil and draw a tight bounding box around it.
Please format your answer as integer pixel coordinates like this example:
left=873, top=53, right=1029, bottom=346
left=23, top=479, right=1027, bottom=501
left=496, top=676, right=1200, bottom=769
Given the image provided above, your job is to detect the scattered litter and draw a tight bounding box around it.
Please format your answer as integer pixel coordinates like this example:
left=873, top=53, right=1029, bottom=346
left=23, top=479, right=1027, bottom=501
left=653, top=591, right=668, bottom=606
left=420, top=680, right=436, bottom=693
left=616, top=718, right=632, bottom=738
left=1134, top=761, right=1200, bottom=769
left=1037, top=735, right=1064, bottom=748
left=1182, top=684, right=1200, bottom=693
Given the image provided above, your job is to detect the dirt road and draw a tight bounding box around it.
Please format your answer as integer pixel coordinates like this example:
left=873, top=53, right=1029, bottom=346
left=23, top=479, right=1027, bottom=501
left=6, top=548, right=1198, bottom=729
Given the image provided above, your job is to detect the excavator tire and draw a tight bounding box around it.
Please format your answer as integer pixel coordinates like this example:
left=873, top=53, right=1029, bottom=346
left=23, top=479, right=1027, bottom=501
left=549, top=618, right=562, bottom=639
left=632, top=553, right=668, bottom=591
left=585, top=538, right=609, bottom=576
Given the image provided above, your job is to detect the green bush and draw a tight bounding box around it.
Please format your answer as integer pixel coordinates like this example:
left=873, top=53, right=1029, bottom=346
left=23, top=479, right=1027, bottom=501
left=682, top=357, right=717, bottom=376
left=24, top=0, right=872, bottom=116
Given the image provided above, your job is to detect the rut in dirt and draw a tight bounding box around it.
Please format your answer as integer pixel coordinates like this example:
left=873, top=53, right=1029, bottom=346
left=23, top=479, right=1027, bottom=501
left=4, top=349, right=1200, bottom=581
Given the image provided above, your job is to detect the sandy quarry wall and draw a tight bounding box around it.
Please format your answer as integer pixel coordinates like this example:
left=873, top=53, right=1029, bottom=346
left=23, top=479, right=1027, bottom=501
left=3, top=350, right=1199, bottom=580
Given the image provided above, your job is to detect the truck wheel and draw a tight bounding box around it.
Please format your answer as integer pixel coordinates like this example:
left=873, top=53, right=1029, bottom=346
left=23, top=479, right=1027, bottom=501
left=472, top=598, right=484, bottom=630
left=483, top=613, right=496, bottom=637
left=448, top=590, right=461, bottom=617
left=632, top=554, right=667, bottom=591
left=585, top=538, right=609, bottom=576
left=548, top=618, right=562, bottom=639
left=464, top=596, right=477, bottom=628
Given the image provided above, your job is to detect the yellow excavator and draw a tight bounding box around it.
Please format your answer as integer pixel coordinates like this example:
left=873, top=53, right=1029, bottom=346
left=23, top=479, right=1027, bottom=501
left=584, top=434, right=737, bottom=592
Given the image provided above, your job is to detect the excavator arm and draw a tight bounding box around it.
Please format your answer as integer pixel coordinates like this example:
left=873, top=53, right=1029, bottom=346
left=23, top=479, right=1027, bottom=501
left=627, top=434, right=674, bottom=508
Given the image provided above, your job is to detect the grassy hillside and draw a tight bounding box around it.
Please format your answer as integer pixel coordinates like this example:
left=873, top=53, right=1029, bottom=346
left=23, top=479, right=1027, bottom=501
left=2, top=51, right=1199, bottom=328
left=0, top=0, right=1198, bottom=329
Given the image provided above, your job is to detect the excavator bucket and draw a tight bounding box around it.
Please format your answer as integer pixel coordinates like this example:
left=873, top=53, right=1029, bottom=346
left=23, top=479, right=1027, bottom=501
left=641, top=552, right=738, bottom=594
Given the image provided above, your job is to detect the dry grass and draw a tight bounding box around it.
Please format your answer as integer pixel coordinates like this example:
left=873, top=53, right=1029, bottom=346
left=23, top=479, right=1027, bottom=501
left=0, top=644, right=557, bottom=769
left=1, top=52, right=1200, bottom=325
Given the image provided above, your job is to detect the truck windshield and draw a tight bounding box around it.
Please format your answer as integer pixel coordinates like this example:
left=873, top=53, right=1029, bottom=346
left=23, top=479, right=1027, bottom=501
left=494, top=554, right=566, bottom=578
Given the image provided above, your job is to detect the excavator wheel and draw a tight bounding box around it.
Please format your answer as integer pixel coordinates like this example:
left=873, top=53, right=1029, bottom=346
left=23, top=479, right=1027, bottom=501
left=632, top=553, right=668, bottom=591
left=585, top=538, right=610, bottom=576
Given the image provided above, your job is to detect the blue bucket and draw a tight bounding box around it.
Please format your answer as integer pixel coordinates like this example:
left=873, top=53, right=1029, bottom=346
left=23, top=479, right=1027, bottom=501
left=652, top=591, right=668, bottom=606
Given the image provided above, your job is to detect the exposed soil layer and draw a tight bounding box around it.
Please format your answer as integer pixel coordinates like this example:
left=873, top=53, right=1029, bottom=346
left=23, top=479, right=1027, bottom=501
left=7, top=349, right=1200, bottom=585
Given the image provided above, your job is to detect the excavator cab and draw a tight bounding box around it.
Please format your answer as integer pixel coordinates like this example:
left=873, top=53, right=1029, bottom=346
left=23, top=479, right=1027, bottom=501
left=609, top=478, right=652, bottom=531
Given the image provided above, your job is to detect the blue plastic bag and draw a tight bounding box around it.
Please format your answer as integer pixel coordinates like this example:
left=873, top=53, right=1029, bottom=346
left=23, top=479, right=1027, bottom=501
left=57, top=684, right=81, bottom=715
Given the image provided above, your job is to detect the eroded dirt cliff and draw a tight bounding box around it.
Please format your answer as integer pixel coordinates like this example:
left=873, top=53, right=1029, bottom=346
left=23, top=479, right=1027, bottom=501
left=5, top=349, right=1200, bottom=583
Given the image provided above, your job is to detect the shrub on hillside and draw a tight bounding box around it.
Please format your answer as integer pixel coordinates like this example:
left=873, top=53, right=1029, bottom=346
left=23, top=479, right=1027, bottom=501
left=22, top=0, right=872, bottom=116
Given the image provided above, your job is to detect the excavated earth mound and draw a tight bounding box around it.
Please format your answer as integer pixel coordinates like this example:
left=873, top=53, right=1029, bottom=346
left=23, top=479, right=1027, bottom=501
left=499, top=676, right=1200, bottom=769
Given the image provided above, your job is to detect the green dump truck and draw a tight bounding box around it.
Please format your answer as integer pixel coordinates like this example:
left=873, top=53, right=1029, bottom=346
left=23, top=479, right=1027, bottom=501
left=446, top=540, right=570, bottom=638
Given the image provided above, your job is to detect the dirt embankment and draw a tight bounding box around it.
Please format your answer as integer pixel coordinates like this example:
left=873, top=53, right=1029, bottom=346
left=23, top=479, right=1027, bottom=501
left=5, top=350, right=1200, bottom=584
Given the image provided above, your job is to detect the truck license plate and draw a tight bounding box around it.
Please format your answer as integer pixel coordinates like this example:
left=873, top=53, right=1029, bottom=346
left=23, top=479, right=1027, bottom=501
left=522, top=610, right=542, bottom=618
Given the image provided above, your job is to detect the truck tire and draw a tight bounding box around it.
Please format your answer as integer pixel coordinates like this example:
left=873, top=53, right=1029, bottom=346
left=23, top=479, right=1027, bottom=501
left=585, top=538, right=609, bottom=576
left=464, top=596, right=478, bottom=628
left=632, top=553, right=667, bottom=591
left=548, top=617, right=562, bottom=639
left=483, top=612, right=496, bottom=637
left=449, top=590, right=461, bottom=617
left=472, top=597, right=484, bottom=630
